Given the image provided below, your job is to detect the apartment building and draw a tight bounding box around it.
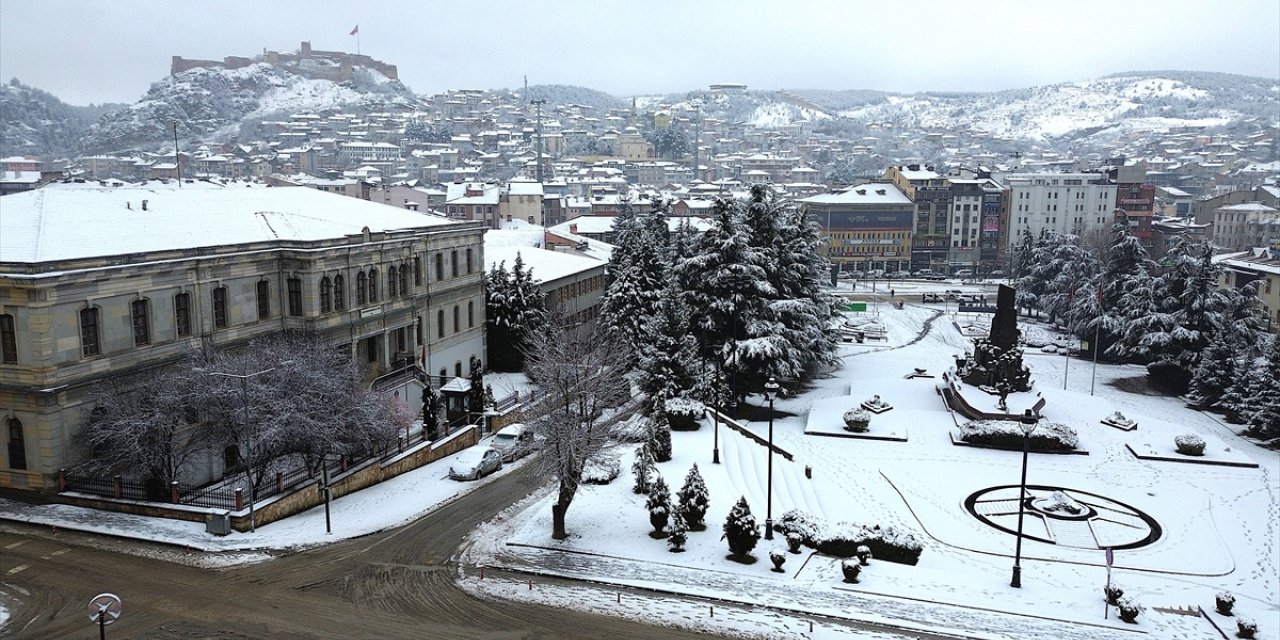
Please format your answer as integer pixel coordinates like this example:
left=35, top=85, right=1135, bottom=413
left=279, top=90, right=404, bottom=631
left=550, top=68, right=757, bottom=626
left=0, top=182, right=485, bottom=491
left=1004, top=172, right=1115, bottom=249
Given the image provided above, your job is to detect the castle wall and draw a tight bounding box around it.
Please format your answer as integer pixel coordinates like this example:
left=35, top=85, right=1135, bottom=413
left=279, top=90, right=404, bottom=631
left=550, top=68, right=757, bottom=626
left=170, top=41, right=397, bottom=80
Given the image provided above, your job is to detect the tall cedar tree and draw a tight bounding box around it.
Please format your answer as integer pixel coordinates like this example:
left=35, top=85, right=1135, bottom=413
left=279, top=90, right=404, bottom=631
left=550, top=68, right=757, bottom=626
left=485, top=254, right=547, bottom=371
left=1245, top=334, right=1280, bottom=442
left=635, top=280, right=700, bottom=418
left=677, top=199, right=770, bottom=402
left=1072, top=223, right=1155, bottom=359
left=1145, top=240, right=1232, bottom=392
left=599, top=198, right=670, bottom=361
left=646, top=475, right=672, bottom=533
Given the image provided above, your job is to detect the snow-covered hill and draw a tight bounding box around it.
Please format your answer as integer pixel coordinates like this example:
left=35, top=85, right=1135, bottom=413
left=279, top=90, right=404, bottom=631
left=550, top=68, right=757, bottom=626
left=800, top=72, right=1275, bottom=143
left=78, top=62, right=418, bottom=154
left=0, top=79, right=122, bottom=158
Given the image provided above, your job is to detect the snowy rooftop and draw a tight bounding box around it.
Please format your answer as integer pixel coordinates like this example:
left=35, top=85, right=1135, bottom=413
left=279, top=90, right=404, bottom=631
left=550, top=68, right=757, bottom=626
left=547, top=216, right=711, bottom=236
left=485, top=245, right=604, bottom=285
left=800, top=183, right=912, bottom=205
left=0, top=182, right=458, bottom=264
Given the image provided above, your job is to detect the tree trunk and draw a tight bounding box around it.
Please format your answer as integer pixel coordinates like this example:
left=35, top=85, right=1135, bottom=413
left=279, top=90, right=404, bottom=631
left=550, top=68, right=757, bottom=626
left=552, top=481, right=576, bottom=540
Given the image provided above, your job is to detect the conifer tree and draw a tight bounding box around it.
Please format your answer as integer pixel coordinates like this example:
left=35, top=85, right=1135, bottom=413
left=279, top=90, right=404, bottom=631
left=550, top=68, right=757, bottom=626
left=599, top=198, right=669, bottom=360
left=1188, top=336, right=1238, bottom=408
left=676, top=463, right=710, bottom=530
left=646, top=475, right=672, bottom=534
left=722, top=496, right=761, bottom=560
left=631, top=444, right=656, bottom=494
left=1245, top=334, right=1280, bottom=443
left=485, top=255, right=547, bottom=371
left=635, top=280, right=700, bottom=417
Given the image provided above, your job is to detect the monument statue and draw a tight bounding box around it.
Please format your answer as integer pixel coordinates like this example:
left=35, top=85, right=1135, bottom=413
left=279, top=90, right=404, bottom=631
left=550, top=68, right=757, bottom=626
left=957, top=284, right=1031, bottom=391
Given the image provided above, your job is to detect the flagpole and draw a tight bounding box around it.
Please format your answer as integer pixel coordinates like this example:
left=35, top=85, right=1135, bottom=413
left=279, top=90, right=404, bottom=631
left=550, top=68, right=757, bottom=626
left=1090, top=282, right=1102, bottom=396
left=357, top=31, right=361, bottom=56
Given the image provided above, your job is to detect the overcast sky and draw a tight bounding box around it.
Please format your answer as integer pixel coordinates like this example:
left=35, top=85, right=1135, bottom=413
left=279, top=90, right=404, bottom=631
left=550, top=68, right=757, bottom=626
left=2, top=0, right=1277, bottom=106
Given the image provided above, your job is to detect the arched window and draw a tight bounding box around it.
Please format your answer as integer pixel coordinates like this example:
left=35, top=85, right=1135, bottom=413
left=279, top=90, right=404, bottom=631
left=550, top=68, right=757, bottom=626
left=453, top=305, right=460, bottom=333
left=467, top=301, right=475, bottom=328
left=437, top=309, right=445, bottom=338
left=399, top=262, right=408, bottom=295
left=451, top=250, right=459, bottom=277
left=414, top=257, right=422, bottom=286
left=6, top=417, right=26, bottom=470
left=466, top=248, right=474, bottom=274
left=333, top=274, right=346, bottom=310
left=455, top=361, right=463, bottom=377
left=356, top=272, right=367, bottom=305
left=0, top=313, right=17, bottom=363
left=435, top=253, right=444, bottom=281
left=320, top=276, right=332, bottom=313
left=368, top=268, right=379, bottom=302
left=388, top=266, right=398, bottom=298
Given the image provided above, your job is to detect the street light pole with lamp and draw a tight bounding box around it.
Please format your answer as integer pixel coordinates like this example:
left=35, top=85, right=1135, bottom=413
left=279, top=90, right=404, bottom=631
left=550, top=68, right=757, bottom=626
left=1011, top=408, right=1038, bottom=588
left=193, top=362, right=291, bottom=533
left=762, top=376, right=780, bottom=540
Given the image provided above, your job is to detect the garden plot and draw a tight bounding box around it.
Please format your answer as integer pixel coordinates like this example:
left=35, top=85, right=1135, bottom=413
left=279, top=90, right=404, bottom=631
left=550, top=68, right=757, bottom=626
left=1127, top=433, right=1259, bottom=468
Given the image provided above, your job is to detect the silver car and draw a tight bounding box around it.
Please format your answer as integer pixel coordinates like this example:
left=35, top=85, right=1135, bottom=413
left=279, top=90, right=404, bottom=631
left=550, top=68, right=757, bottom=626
left=448, top=447, right=503, bottom=481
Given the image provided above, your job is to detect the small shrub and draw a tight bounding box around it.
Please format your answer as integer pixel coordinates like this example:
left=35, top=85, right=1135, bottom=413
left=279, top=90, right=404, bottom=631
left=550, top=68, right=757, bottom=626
left=665, top=397, right=705, bottom=431
left=1237, top=617, right=1257, bottom=639
left=840, top=559, right=861, bottom=583
left=1103, top=583, right=1124, bottom=606
left=581, top=455, right=621, bottom=485
left=1175, top=433, right=1206, bottom=456
left=667, top=513, right=688, bottom=552
left=843, top=409, right=871, bottom=432
left=769, top=549, right=786, bottom=573
left=1117, top=596, right=1143, bottom=624
left=855, top=545, right=872, bottom=566
left=1215, top=590, right=1235, bottom=616
left=785, top=532, right=804, bottom=554
left=631, top=445, right=655, bottom=494
left=774, top=509, right=924, bottom=565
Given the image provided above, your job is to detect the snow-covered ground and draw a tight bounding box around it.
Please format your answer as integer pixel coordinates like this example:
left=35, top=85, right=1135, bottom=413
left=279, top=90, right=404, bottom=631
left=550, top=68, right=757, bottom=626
left=2, top=304, right=1276, bottom=638
left=461, top=304, right=1280, bottom=639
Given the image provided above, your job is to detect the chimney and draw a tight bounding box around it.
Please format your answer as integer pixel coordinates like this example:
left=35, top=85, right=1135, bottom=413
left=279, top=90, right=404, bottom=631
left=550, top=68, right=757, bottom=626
left=569, top=223, right=578, bottom=235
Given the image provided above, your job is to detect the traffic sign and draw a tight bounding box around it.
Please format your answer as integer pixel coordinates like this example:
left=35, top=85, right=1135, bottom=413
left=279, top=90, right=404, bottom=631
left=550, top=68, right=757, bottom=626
left=88, top=593, right=122, bottom=625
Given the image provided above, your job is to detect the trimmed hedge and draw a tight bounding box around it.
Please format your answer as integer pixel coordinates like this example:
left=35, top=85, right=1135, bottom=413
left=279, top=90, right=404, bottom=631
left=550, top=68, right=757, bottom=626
left=776, top=509, right=924, bottom=566
left=958, top=419, right=1079, bottom=451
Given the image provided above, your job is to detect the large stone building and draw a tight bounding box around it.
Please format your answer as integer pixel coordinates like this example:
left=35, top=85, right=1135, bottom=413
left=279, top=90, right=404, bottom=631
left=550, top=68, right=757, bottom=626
left=0, top=182, right=485, bottom=491
left=1004, top=172, right=1116, bottom=248
left=800, top=183, right=915, bottom=273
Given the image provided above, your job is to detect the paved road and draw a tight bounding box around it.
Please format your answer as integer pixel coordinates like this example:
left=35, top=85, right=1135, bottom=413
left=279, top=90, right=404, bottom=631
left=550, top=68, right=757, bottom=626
left=1, top=462, right=957, bottom=640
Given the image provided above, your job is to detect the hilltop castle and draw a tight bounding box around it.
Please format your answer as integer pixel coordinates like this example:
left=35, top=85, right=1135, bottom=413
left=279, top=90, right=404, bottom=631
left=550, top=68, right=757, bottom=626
left=171, top=41, right=398, bottom=82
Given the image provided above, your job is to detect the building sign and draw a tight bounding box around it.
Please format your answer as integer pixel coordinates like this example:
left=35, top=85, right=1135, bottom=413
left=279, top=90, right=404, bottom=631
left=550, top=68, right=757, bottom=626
left=824, top=210, right=914, bottom=230
left=982, top=214, right=1000, bottom=232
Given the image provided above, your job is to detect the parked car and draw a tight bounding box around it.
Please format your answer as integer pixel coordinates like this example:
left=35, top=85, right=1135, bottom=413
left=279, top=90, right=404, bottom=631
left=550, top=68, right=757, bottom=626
left=887, top=270, right=912, bottom=279
left=448, top=447, right=503, bottom=481
left=491, top=423, right=536, bottom=462
left=954, top=269, right=973, bottom=277
left=912, top=269, right=934, bottom=277
left=988, top=270, right=1007, bottom=278
left=945, top=289, right=965, bottom=299
left=866, top=269, right=886, bottom=278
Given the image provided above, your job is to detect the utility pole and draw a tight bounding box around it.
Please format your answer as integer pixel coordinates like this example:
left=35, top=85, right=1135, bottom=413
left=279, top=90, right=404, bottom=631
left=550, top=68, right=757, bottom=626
left=530, top=98, right=546, bottom=185
left=173, top=121, right=181, bottom=186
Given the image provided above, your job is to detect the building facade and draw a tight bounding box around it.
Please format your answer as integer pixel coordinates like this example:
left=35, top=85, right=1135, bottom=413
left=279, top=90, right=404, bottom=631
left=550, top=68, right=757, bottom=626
left=0, top=183, right=485, bottom=491
left=1004, top=172, right=1115, bottom=250
left=800, top=183, right=915, bottom=273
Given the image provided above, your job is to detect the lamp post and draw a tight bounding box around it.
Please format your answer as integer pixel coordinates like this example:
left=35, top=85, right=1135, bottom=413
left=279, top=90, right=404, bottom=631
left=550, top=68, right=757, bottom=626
left=194, top=362, right=291, bottom=533
left=1011, top=408, right=1038, bottom=588
left=712, top=360, right=722, bottom=465
left=763, top=376, right=780, bottom=540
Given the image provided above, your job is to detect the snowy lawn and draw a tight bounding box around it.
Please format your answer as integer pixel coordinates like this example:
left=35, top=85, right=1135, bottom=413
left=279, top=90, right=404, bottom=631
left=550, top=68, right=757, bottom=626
left=465, top=305, right=1280, bottom=640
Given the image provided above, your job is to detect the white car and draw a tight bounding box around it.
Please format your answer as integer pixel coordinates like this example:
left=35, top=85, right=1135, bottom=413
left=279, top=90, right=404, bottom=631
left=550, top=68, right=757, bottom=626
left=490, top=423, right=536, bottom=462
left=448, top=447, right=503, bottom=481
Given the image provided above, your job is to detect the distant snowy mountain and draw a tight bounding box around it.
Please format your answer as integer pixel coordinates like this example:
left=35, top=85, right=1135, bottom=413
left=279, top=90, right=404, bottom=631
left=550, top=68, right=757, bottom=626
left=792, top=71, right=1276, bottom=144
left=0, top=79, right=122, bottom=158
left=79, top=62, right=419, bottom=154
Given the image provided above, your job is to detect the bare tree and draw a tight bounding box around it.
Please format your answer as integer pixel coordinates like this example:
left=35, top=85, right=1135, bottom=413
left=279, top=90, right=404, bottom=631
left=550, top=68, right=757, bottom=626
left=521, top=318, right=631, bottom=540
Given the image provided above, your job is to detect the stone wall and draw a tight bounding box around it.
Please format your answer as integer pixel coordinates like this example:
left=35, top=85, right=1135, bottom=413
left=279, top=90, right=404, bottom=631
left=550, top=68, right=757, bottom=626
left=170, top=42, right=398, bottom=81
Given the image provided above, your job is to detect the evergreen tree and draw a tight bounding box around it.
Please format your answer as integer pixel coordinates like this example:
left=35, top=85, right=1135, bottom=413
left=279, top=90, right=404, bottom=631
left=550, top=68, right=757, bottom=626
left=677, top=199, right=770, bottom=401
left=766, top=194, right=842, bottom=375
left=599, top=198, right=669, bottom=360
left=485, top=255, right=548, bottom=371
left=1072, top=223, right=1154, bottom=359
left=667, top=512, right=689, bottom=551
left=467, top=358, right=486, bottom=414
left=631, top=444, right=656, bottom=494
left=1015, top=230, right=1054, bottom=315
left=1188, top=336, right=1238, bottom=408
left=722, top=496, right=761, bottom=560
left=676, top=463, right=710, bottom=530
left=1244, top=334, right=1280, bottom=443
left=635, top=280, right=700, bottom=417
left=648, top=422, right=673, bottom=462
left=646, top=475, right=672, bottom=534
left=1145, top=240, right=1232, bottom=392
left=421, top=382, right=442, bottom=440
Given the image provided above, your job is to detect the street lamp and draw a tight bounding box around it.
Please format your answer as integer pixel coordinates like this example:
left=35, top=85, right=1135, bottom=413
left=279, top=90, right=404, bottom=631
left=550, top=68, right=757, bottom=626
left=1011, top=408, right=1038, bottom=588
left=762, top=376, right=780, bottom=540
left=194, top=362, right=291, bottom=533
left=712, top=360, right=722, bottom=465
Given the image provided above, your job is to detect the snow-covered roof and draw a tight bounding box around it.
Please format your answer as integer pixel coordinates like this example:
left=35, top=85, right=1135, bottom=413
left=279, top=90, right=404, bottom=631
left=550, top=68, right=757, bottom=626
left=507, top=180, right=544, bottom=197
left=1217, top=202, right=1277, bottom=213
left=485, top=245, right=604, bottom=285
left=800, top=183, right=912, bottom=206
left=0, top=170, right=41, bottom=184
left=0, top=182, right=457, bottom=264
